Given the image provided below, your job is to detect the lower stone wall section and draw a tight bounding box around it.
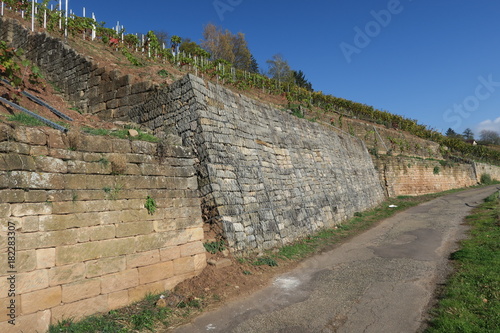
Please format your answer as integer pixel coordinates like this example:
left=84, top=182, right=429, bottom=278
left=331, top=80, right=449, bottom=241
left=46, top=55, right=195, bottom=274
left=375, top=156, right=479, bottom=197
left=0, top=125, right=205, bottom=332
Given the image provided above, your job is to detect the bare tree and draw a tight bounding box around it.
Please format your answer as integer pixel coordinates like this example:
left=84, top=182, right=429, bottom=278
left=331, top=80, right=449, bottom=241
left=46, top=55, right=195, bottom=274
left=479, top=129, right=500, bottom=144
left=266, top=54, right=292, bottom=83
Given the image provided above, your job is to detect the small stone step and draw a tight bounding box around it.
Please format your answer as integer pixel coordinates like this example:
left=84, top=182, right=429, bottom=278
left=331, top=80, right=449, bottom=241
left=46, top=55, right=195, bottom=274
left=207, top=258, right=232, bottom=269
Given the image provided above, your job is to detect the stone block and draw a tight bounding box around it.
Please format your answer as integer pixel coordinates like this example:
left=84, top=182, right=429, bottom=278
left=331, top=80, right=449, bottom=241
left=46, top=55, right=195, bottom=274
left=18, top=229, right=81, bottom=250
left=0, top=309, right=50, bottom=333
left=48, top=263, right=85, bottom=286
left=62, top=278, right=101, bottom=303
left=107, top=290, right=129, bottom=310
left=138, top=261, right=174, bottom=285
left=0, top=153, right=36, bottom=171
left=21, top=286, right=62, bottom=314
left=79, top=135, right=113, bottom=153
left=0, top=203, right=10, bottom=218
left=17, top=269, right=49, bottom=293
left=179, top=241, right=206, bottom=257
left=51, top=295, right=108, bottom=323
left=128, top=281, right=166, bottom=303
left=194, top=253, right=207, bottom=272
left=111, top=139, right=132, bottom=153
left=153, top=219, right=177, bottom=232
left=173, top=257, right=195, bottom=276
left=0, top=189, right=25, bottom=203
left=126, top=250, right=160, bottom=269
left=0, top=294, right=21, bottom=323
left=0, top=142, right=30, bottom=154
left=47, top=130, right=65, bottom=149
left=88, top=225, right=116, bottom=241
left=100, top=269, right=139, bottom=294
left=85, top=257, right=126, bottom=278
left=115, top=221, right=154, bottom=238
left=11, top=202, right=52, bottom=217
left=34, top=156, right=67, bottom=173
left=56, top=237, right=135, bottom=266
left=159, top=246, right=181, bottom=262
left=36, top=248, right=56, bottom=269
left=16, top=215, right=39, bottom=232
left=207, top=258, right=232, bottom=269
left=39, top=213, right=99, bottom=231
left=131, top=140, right=157, bottom=155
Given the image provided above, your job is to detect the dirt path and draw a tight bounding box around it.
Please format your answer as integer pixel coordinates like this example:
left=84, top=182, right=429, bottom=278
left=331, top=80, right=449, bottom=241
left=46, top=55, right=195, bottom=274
left=172, top=185, right=499, bottom=333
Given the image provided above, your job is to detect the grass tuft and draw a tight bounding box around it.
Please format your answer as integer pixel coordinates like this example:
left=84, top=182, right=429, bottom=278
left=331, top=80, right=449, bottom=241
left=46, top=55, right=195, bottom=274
left=7, top=112, right=44, bottom=126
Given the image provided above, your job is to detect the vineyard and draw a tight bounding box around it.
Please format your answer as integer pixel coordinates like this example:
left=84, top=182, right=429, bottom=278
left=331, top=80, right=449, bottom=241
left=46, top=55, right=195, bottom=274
left=1, top=0, right=500, bottom=165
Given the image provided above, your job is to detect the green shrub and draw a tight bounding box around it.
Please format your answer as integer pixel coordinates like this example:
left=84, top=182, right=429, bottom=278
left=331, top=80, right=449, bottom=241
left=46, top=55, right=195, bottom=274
left=203, top=240, right=225, bottom=254
left=480, top=173, right=493, bottom=185
left=253, top=257, right=278, bottom=267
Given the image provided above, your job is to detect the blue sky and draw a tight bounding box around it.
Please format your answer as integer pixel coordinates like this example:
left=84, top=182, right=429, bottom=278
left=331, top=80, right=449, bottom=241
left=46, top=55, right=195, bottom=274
left=63, top=0, right=500, bottom=137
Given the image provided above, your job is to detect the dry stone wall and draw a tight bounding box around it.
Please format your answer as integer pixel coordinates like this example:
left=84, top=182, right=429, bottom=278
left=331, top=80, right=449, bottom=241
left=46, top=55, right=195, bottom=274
left=0, top=124, right=205, bottom=332
left=474, top=162, right=500, bottom=183
left=0, top=17, right=154, bottom=119
left=131, top=74, right=386, bottom=252
left=374, top=156, right=478, bottom=197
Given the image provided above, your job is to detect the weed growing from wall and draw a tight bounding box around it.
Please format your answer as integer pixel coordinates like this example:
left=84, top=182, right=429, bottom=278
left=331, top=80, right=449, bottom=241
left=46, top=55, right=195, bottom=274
left=145, top=196, right=157, bottom=215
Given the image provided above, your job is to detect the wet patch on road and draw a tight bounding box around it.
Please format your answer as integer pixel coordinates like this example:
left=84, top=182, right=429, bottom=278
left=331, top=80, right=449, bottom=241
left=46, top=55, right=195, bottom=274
left=370, top=228, right=442, bottom=261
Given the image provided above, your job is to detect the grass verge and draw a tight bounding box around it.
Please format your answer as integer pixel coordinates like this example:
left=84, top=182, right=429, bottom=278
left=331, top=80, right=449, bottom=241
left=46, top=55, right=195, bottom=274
left=425, top=191, right=500, bottom=332
left=7, top=112, right=45, bottom=126
left=82, top=126, right=159, bottom=143
left=46, top=188, right=476, bottom=332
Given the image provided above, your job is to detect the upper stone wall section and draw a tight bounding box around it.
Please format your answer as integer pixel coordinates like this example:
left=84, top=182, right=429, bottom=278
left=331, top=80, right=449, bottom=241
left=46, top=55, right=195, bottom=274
left=132, top=74, right=386, bottom=252
left=0, top=17, right=154, bottom=119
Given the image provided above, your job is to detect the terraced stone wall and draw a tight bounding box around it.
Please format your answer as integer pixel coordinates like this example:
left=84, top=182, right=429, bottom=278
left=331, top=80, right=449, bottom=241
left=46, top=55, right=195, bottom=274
left=0, top=17, right=154, bottom=119
left=132, top=74, right=387, bottom=252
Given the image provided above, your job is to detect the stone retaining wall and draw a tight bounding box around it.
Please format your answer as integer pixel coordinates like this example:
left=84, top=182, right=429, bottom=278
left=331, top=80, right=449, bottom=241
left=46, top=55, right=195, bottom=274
left=474, top=162, right=500, bottom=183
left=0, top=124, right=205, bottom=332
left=374, top=156, right=478, bottom=197
left=131, top=74, right=387, bottom=252
left=0, top=17, right=155, bottom=119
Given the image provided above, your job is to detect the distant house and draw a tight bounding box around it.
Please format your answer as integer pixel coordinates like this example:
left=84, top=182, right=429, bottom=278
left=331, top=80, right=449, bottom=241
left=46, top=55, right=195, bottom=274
left=465, top=140, right=477, bottom=146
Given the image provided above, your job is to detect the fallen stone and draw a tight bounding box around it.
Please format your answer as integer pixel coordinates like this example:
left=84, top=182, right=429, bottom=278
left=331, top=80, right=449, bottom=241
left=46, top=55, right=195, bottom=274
left=128, top=129, right=139, bottom=137
left=207, top=258, right=232, bottom=269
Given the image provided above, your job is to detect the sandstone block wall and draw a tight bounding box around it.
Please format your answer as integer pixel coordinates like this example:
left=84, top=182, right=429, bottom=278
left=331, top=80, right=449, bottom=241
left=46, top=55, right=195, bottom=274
left=131, top=74, right=386, bottom=252
left=474, top=162, right=500, bottom=183
left=374, top=156, right=478, bottom=197
left=0, top=17, right=155, bottom=119
left=0, top=125, right=205, bottom=332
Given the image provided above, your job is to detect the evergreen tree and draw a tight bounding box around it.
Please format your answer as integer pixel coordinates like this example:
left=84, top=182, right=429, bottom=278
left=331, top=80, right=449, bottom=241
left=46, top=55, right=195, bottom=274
left=292, top=70, right=313, bottom=91
left=462, top=128, right=474, bottom=141
left=249, top=54, right=259, bottom=73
